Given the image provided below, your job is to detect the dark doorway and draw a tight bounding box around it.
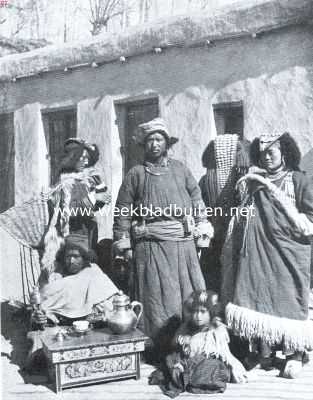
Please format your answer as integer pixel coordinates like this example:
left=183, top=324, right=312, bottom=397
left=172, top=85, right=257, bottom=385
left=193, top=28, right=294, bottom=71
left=125, top=98, right=159, bottom=173
left=0, top=113, right=15, bottom=212
left=213, top=101, right=244, bottom=138
left=42, top=109, right=77, bottom=185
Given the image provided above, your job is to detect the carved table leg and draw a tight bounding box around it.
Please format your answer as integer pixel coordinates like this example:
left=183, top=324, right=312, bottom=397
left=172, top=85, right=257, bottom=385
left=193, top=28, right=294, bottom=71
left=55, top=364, right=62, bottom=393
left=135, top=353, right=140, bottom=380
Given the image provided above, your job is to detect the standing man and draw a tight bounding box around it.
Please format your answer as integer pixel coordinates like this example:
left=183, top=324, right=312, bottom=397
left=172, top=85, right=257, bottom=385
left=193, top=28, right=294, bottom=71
left=113, top=118, right=213, bottom=358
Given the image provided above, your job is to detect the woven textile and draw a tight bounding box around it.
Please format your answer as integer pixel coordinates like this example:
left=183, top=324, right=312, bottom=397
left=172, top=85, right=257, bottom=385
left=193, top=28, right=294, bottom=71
left=0, top=194, right=50, bottom=249
left=214, top=134, right=238, bottom=197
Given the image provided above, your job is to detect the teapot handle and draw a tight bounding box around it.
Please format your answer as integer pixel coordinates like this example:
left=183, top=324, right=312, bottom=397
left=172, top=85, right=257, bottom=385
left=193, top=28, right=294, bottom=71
left=131, top=301, right=143, bottom=329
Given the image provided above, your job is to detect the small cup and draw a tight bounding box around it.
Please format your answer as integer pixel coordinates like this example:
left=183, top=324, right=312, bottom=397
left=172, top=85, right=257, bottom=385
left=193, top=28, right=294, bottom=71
left=196, top=235, right=211, bottom=248
left=73, top=320, right=89, bottom=333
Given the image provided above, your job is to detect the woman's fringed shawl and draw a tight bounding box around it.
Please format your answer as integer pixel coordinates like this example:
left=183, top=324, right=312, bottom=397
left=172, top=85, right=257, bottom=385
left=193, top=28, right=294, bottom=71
left=222, top=171, right=313, bottom=351
left=0, top=168, right=101, bottom=275
left=41, top=168, right=100, bottom=273
left=226, top=303, right=313, bottom=351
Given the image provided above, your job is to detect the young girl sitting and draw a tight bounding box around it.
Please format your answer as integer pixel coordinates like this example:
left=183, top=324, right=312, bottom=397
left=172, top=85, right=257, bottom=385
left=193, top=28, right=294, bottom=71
left=149, top=290, right=248, bottom=397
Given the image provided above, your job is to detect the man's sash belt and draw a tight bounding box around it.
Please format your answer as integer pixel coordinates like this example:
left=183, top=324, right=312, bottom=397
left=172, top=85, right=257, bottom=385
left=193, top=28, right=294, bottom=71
left=132, top=220, right=193, bottom=242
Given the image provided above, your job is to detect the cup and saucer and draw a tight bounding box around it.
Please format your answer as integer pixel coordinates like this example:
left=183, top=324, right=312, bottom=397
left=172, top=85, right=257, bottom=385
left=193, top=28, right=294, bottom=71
left=68, top=320, right=91, bottom=336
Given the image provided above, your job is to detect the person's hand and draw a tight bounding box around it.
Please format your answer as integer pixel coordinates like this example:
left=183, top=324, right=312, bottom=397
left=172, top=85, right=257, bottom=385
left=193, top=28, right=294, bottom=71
left=176, top=334, right=191, bottom=347
left=177, top=335, right=191, bottom=356
left=237, top=173, right=271, bottom=189
left=113, top=237, right=131, bottom=256
left=32, top=309, right=48, bottom=326
left=248, top=166, right=267, bottom=175
left=95, top=191, right=111, bottom=205
left=231, top=360, right=248, bottom=384
left=171, top=363, right=184, bottom=383
left=123, top=249, right=133, bottom=261
left=132, top=222, right=147, bottom=240
left=29, top=291, right=39, bottom=306
left=194, top=221, right=214, bottom=248
left=91, top=299, right=113, bottom=321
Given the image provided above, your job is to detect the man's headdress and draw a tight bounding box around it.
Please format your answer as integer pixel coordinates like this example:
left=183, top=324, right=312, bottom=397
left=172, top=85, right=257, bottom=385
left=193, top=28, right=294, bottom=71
left=134, top=117, right=179, bottom=146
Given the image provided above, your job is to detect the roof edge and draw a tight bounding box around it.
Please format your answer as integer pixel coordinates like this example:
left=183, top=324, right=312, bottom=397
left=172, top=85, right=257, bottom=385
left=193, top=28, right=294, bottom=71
left=0, top=0, right=312, bottom=82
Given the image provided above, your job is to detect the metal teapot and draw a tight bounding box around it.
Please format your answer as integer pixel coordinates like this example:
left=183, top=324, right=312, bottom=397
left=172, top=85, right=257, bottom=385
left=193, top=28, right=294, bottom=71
left=107, top=291, right=143, bottom=334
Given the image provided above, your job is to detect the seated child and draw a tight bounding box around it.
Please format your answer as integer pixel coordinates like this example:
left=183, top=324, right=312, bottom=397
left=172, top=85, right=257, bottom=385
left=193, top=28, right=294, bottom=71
left=149, top=290, right=247, bottom=397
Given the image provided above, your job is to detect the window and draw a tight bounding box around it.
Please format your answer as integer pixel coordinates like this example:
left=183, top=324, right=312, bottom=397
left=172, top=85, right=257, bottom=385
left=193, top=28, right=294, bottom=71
left=213, top=101, right=244, bottom=138
left=124, top=98, right=159, bottom=173
left=0, top=113, right=15, bottom=212
left=42, top=108, right=77, bottom=185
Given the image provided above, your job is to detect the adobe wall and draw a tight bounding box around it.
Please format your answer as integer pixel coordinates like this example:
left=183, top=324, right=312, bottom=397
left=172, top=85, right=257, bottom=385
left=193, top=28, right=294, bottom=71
left=2, top=23, right=313, bottom=238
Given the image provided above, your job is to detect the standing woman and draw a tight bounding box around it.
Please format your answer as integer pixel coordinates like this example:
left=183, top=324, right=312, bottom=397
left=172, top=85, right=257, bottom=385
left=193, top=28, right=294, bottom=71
left=199, top=134, right=250, bottom=293
left=41, top=138, right=110, bottom=276
left=221, top=133, right=313, bottom=378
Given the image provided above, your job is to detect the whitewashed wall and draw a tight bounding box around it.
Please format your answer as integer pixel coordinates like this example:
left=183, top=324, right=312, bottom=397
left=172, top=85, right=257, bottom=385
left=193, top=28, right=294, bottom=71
left=1, top=23, right=312, bottom=239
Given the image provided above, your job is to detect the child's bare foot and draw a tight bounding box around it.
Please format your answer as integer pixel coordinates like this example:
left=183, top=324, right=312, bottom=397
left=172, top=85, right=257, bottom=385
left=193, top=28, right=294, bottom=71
left=280, top=360, right=303, bottom=379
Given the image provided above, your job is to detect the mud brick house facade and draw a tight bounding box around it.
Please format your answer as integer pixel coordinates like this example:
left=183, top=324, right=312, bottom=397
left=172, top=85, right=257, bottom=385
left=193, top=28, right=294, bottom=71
left=0, top=0, right=313, bottom=300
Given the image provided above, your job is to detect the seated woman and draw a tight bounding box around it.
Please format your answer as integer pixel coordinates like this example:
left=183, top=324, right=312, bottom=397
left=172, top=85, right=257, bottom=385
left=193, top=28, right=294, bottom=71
left=26, top=234, right=119, bottom=372
left=149, top=290, right=247, bottom=398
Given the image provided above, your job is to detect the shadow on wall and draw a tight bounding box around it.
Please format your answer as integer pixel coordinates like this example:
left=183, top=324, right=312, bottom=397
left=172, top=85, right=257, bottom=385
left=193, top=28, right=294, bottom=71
left=302, top=149, right=313, bottom=288
left=1, top=301, right=30, bottom=370
left=96, top=238, right=130, bottom=294
left=301, top=148, right=313, bottom=177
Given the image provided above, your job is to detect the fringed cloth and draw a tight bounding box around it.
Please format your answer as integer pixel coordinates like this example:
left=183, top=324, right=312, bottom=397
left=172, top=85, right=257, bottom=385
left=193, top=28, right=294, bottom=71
left=0, top=199, right=48, bottom=303
left=0, top=194, right=50, bottom=248
left=176, top=324, right=233, bottom=365
left=150, top=324, right=232, bottom=397
left=0, top=227, right=41, bottom=304
left=221, top=171, right=313, bottom=352
left=226, top=303, right=313, bottom=351
left=214, top=134, right=238, bottom=197
left=0, top=168, right=102, bottom=275
left=201, top=135, right=250, bottom=210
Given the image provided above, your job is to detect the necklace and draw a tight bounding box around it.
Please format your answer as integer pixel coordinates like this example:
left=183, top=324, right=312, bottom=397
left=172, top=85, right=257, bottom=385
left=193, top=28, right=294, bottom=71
left=266, top=168, right=289, bottom=182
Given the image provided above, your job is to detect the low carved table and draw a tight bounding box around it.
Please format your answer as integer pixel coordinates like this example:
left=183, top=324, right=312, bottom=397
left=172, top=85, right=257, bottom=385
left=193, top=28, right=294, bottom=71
left=41, top=327, right=147, bottom=393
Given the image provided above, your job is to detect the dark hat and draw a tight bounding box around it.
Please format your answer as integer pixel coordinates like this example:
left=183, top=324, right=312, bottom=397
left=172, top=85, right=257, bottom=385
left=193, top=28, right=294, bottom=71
left=64, top=234, right=89, bottom=254
left=64, top=138, right=99, bottom=166
left=259, top=133, right=283, bottom=152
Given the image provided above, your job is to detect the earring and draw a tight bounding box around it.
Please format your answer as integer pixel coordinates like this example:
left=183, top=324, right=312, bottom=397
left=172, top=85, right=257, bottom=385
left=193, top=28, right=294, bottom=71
left=281, top=156, right=286, bottom=167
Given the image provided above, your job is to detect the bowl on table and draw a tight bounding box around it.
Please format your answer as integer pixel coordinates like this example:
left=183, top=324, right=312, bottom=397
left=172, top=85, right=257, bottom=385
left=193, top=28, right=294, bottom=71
left=72, top=320, right=89, bottom=334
